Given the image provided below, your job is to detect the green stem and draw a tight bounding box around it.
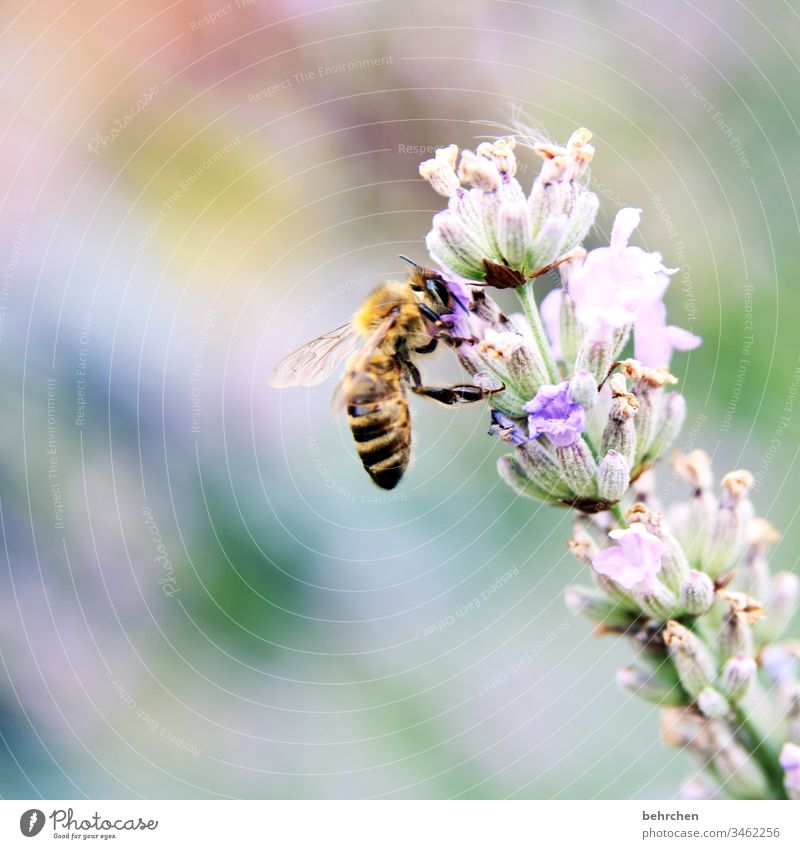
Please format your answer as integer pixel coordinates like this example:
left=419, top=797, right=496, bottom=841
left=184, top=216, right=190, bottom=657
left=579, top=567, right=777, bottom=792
left=734, top=706, right=787, bottom=799
left=610, top=502, right=628, bottom=529
left=517, top=282, right=559, bottom=384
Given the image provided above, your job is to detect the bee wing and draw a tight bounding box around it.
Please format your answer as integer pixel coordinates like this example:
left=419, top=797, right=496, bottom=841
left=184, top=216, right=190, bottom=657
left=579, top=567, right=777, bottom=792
left=268, top=322, right=360, bottom=388
left=329, top=312, right=399, bottom=418
left=330, top=373, right=348, bottom=418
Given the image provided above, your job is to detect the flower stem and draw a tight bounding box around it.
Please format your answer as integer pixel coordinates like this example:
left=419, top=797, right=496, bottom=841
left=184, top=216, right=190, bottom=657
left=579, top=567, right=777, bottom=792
left=733, top=706, right=787, bottom=799
left=518, top=282, right=559, bottom=384
left=610, top=502, right=628, bottom=528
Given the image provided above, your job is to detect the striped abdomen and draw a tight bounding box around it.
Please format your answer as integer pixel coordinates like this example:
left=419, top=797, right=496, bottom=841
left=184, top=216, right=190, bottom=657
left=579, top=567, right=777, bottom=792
left=345, top=355, right=410, bottom=490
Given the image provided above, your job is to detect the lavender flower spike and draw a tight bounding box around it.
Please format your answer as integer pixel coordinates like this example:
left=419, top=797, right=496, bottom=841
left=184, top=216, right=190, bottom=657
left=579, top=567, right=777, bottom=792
left=524, top=381, right=585, bottom=447
left=411, top=119, right=799, bottom=799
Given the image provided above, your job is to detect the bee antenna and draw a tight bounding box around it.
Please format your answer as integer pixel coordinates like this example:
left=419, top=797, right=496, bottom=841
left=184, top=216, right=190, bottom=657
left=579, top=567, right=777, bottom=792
left=398, top=254, right=421, bottom=269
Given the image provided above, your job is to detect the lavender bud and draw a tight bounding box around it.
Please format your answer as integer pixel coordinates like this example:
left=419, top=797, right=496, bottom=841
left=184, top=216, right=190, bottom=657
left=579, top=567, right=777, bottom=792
left=472, top=331, right=547, bottom=414
left=418, top=145, right=460, bottom=196
left=533, top=127, right=594, bottom=184
left=597, top=450, right=630, bottom=503
left=568, top=369, right=597, bottom=410
left=555, top=440, right=597, bottom=499
left=457, top=149, right=502, bottom=191
left=516, top=440, right=573, bottom=500
left=426, top=210, right=487, bottom=279
left=719, top=615, right=754, bottom=663
left=576, top=335, right=615, bottom=384
left=601, top=375, right=638, bottom=466
left=717, top=591, right=762, bottom=661
left=648, top=392, right=686, bottom=461
left=679, top=570, right=715, bottom=616
left=634, top=580, right=678, bottom=622
left=664, top=620, right=716, bottom=699
left=559, top=289, right=584, bottom=367
left=496, top=455, right=560, bottom=503
left=528, top=212, right=569, bottom=269
left=479, top=188, right=504, bottom=258
left=561, top=189, right=599, bottom=254
left=449, top=186, right=488, bottom=241
left=565, top=585, right=635, bottom=628
left=739, top=518, right=779, bottom=601
left=476, top=136, right=517, bottom=176
left=497, top=200, right=531, bottom=269
left=669, top=498, right=717, bottom=569
left=702, top=470, right=755, bottom=579
left=616, top=665, right=685, bottom=706
left=633, top=391, right=657, bottom=464
left=617, top=360, right=678, bottom=463
left=697, top=686, right=730, bottom=719
left=719, top=654, right=757, bottom=704
left=609, top=323, right=632, bottom=362
left=761, top=572, right=800, bottom=643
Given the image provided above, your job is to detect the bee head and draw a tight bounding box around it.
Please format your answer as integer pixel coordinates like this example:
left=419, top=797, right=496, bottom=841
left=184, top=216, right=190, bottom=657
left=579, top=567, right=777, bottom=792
left=399, top=255, right=458, bottom=311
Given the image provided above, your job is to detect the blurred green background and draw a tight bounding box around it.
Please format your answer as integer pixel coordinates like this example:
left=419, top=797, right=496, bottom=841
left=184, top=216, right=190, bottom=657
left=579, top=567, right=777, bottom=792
left=0, top=0, right=798, bottom=799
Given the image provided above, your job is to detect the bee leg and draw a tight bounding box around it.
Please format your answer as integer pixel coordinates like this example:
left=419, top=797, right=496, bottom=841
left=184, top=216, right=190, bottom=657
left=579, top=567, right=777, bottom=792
left=418, top=303, right=444, bottom=325
left=414, top=338, right=438, bottom=354
left=412, top=383, right=504, bottom=405
left=417, top=304, right=478, bottom=345
left=402, top=360, right=422, bottom=386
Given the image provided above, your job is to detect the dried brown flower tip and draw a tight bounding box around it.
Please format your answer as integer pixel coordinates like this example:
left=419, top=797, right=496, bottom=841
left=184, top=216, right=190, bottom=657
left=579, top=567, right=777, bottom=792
left=721, top=469, right=754, bottom=501
left=617, top=358, right=678, bottom=389
left=671, top=449, right=713, bottom=490
left=719, top=590, right=764, bottom=624
left=746, top=517, right=780, bottom=547
left=608, top=373, right=639, bottom=418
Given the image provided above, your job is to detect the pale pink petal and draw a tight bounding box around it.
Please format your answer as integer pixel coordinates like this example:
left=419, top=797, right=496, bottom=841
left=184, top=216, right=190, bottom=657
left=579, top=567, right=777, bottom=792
left=594, top=525, right=664, bottom=590
left=610, top=207, right=642, bottom=249
left=666, top=324, right=702, bottom=352
left=539, top=288, right=563, bottom=359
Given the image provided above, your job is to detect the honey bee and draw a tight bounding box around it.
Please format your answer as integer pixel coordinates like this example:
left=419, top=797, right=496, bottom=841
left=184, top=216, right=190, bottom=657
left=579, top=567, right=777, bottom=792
left=269, top=258, right=502, bottom=489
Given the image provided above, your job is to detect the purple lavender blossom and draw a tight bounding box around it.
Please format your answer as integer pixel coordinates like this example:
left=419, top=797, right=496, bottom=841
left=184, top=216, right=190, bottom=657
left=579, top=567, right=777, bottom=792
left=488, top=410, right=529, bottom=445
left=524, top=381, right=585, bottom=447
left=592, top=524, right=664, bottom=590
left=440, top=277, right=476, bottom=339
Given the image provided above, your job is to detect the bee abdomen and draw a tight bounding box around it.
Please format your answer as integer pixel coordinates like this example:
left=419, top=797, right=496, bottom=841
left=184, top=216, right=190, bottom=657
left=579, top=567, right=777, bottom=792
left=347, top=392, right=410, bottom=490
